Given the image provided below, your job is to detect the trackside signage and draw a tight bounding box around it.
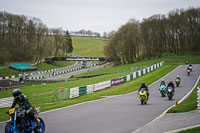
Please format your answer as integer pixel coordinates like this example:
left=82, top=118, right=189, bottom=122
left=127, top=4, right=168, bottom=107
left=46, top=57, right=109, bottom=62
left=111, top=78, right=123, bottom=85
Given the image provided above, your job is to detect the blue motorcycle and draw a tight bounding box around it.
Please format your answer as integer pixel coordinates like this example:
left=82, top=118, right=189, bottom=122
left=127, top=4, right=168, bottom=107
left=5, top=106, right=45, bottom=133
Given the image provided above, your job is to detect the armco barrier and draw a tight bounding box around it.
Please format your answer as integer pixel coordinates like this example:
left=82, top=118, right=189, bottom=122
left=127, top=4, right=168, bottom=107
left=69, top=61, right=164, bottom=99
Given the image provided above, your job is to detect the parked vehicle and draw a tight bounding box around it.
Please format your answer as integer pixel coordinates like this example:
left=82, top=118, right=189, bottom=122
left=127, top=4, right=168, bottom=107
left=5, top=106, right=45, bottom=133
left=139, top=88, right=148, bottom=105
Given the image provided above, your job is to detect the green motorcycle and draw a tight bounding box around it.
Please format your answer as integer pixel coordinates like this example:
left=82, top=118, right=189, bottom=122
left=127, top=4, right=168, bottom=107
left=159, top=85, right=167, bottom=97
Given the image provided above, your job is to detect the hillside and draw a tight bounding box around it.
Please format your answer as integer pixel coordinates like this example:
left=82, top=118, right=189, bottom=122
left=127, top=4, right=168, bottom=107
left=72, top=37, right=108, bottom=57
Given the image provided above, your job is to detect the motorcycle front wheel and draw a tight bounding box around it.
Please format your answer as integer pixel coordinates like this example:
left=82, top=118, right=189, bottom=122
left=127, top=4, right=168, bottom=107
left=168, top=94, right=172, bottom=100
left=141, top=97, right=144, bottom=105
left=5, top=122, right=14, bottom=133
left=34, top=117, right=45, bottom=133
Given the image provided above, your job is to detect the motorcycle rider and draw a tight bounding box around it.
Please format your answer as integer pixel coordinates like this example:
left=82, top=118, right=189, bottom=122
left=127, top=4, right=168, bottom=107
left=10, top=89, right=40, bottom=123
left=160, top=79, right=166, bottom=86
left=176, top=75, right=181, bottom=81
left=187, top=67, right=191, bottom=72
left=138, top=81, right=149, bottom=99
left=167, top=81, right=175, bottom=92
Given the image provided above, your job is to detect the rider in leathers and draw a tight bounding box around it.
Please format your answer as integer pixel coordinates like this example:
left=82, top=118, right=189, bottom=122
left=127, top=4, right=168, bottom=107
left=167, top=81, right=175, bottom=92
left=138, top=82, right=149, bottom=99
left=11, top=89, right=39, bottom=123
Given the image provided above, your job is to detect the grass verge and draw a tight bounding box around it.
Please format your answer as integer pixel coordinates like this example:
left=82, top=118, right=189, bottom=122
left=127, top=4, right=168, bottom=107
left=167, top=80, right=200, bottom=113
left=178, top=126, right=200, bottom=133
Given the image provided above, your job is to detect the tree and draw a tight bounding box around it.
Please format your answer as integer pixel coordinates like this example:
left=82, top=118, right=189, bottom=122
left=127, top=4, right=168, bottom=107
left=65, top=31, right=73, bottom=53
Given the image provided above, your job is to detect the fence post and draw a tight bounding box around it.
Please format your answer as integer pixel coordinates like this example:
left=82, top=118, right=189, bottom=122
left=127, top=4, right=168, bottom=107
left=53, top=89, right=55, bottom=102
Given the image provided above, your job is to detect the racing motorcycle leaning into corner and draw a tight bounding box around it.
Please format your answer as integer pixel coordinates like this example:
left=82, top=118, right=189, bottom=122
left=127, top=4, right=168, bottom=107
left=175, top=75, right=181, bottom=87
left=5, top=106, right=45, bottom=133
left=5, top=89, right=45, bottom=133
left=138, top=82, right=149, bottom=105
left=167, top=81, right=175, bottom=100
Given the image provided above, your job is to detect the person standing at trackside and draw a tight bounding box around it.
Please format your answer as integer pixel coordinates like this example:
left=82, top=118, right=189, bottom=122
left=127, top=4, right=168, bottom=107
left=10, top=89, right=40, bottom=123
left=138, top=81, right=149, bottom=99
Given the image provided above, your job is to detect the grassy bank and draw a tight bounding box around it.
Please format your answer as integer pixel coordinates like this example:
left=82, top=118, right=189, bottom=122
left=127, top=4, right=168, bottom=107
left=178, top=126, right=200, bottom=133
left=72, top=37, right=108, bottom=57
left=167, top=80, right=200, bottom=113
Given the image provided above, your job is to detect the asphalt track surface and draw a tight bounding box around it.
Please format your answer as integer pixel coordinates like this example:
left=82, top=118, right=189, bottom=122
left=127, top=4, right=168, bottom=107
left=0, top=64, right=199, bottom=133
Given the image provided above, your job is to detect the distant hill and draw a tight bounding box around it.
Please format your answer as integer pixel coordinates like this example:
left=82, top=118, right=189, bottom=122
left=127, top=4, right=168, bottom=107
left=72, top=37, right=108, bottom=57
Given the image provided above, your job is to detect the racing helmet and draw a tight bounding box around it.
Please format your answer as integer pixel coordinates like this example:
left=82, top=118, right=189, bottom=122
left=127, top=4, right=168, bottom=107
left=13, top=89, right=22, bottom=98
left=161, top=79, right=164, bottom=81
left=141, top=81, right=145, bottom=86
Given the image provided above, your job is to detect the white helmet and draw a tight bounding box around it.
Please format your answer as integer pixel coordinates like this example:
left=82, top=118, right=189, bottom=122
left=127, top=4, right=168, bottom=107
left=177, top=75, right=180, bottom=78
left=161, top=79, right=164, bottom=81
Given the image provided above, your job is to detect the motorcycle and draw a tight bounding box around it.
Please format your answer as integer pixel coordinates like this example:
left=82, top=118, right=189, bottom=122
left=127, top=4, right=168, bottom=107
left=167, top=86, right=174, bottom=100
left=175, top=78, right=180, bottom=87
left=139, top=88, right=148, bottom=105
left=159, top=85, right=167, bottom=97
left=187, top=69, right=190, bottom=76
left=5, top=106, right=45, bottom=133
left=189, top=66, right=192, bottom=71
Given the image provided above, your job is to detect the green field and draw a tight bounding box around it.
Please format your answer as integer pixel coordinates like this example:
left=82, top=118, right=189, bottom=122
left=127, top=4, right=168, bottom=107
left=72, top=37, right=108, bottom=57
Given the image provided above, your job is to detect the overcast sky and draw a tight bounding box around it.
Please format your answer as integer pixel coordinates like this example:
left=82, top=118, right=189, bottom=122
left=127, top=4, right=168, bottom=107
left=0, top=0, right=199, bottom=34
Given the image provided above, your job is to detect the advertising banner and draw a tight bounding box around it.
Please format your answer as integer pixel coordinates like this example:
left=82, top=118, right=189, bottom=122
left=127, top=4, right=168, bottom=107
left=130, top=74, right=133, bottom=80
left=151, top=65, right=154, bottom=71
left=79, top=86, right=87, bottom=96
left=127, top=75, right=130, bottom=81
left=94, top=80, right=111, bottom=91
left=111, top=78, right=123, bottom=86
left=87, top=84, right=94, bottom=94
left=70, top=87, right=79, bottom=99
left=143, top=69, right=146, bottom=75
left=147, top=67, right=150, bottom=73
left=138, top=70, right=141, bottom=77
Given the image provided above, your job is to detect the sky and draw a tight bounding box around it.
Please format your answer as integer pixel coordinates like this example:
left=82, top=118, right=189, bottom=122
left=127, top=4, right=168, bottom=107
left=0, top=0, right=199, bottom=34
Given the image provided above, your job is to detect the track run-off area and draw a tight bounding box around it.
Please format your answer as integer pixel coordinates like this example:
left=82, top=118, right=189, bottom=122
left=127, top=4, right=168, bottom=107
left=0, top=64, right=199, bottom=133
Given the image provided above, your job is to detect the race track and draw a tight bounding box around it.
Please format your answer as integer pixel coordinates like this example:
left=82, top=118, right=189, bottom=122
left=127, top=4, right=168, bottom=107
left=0, top=64, right=199, bottom=133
